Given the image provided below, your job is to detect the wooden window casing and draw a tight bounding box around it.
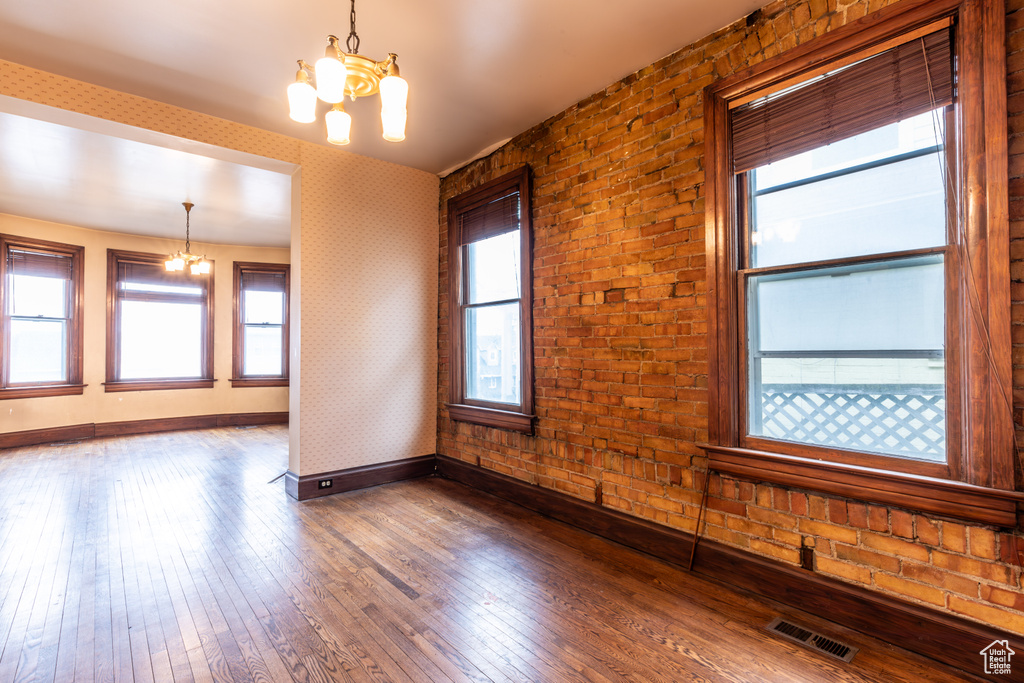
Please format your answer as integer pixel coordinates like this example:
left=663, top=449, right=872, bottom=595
left=447, top=166, right=535, bottom=433
left=703, top=0, right=1023, bottom=526
left=0, top=235, right=85, bottom=399
left=231, top=261, right=289, bottom=388
left=105, top=249, right=215, bottom=392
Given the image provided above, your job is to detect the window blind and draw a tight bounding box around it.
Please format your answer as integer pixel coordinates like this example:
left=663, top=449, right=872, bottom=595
left=118, top=261, right=203, bottom=290
left=460, top=191, right=520, bottom=245
left=8, top=248, right=72, bottom=280
left=241, top=270, right=286, bottom=292
left=731, top=28, right=953, bottom=173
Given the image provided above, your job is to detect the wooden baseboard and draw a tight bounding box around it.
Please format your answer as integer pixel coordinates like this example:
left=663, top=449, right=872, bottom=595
left=436, top=454, right=1019, bottom=677
left=286, top=454, right=437, bottom=501
left=0, top=412, right=289, bottom=449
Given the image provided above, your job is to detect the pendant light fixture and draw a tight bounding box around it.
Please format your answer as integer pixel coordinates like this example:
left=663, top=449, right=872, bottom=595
left=287, top=0, right=408, bottom=145
left=165, top=202, right=211, bottom=275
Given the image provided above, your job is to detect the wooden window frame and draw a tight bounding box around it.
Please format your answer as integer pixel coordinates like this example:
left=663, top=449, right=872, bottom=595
left=0, top=234, right=85, bottom=399
left=703, top=0, right=1023, bottom=526
left=446, top=166, right=535, bottom=433
left=231, top=261, right=289, bottom=388
left=105, top=248, right=215, bottom=392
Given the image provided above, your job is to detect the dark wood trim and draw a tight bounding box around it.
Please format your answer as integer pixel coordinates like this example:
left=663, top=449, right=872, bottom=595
left=436, top=455, right=1020, bottom=677
left=709, top=0, right=961, bottom=103
left=703, top=0, right=1015, bottom=506
left=703, top=444, right=1023, bottom=527
left=0, top=411, right=288, bottom=449
left=232, top=261, right=290, bottom=383
left=0, top=384, right=87, bottom=400
left=1, top=233, right=85, bottom=393
left=0, top=424, right=94, bottom=449
left=229, top=378, right=289, bottom=388
left=103, top=379, right=215, bottom=392
left=106, top=248, right=215, bottom=386
left=285, top=454, right=437, bottom=501
left=447, top=166, right=534, bottom=432
left=445, top=403, right=535, bottom=433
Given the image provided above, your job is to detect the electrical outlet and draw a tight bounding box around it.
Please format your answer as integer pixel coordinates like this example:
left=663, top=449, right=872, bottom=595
left=318, top=479, right=333, bottom=489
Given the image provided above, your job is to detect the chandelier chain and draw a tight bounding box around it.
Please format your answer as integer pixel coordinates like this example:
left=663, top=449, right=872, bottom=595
left=346, top=0, right=360, bottom=54
left=184, top=208, right=191, bottom=253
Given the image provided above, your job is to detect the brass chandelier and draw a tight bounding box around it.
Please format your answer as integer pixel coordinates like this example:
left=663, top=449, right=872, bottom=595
left=287, top=0, right=408, bottom=145
left=165, top=202, right=210, bottom=275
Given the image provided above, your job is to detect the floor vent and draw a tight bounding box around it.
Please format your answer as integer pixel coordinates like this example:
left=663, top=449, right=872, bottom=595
left=766, top=617, right=858, bottom=663
left=48, top=441, right=83, bottom=447
left=235, top=425, right=259, bottom=430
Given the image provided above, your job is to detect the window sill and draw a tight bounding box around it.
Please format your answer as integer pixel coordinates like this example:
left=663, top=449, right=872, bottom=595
left=701, top=444, right=1024, bottom=527
left=447, top=403, right=535, bottom=434
left=0, top=384, right=86, bottom=400
left=103, top=379, right=215, bottom=393
left=230, top=377, right=288, bottom=388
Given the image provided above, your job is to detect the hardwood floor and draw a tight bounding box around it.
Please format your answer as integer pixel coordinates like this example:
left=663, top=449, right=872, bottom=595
left=0, top=426, right=981, bottom=682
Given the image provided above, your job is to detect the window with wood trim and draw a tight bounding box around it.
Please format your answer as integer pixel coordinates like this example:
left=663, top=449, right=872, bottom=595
left=447, top=166, right=534, bottom=433
left=231, top=262, right=289, bottom=387
left=0, top=235, right=84, bottom=399
left=703, top=0, right=1023, bottom=526
left=106, top=249, right=214, bottom=392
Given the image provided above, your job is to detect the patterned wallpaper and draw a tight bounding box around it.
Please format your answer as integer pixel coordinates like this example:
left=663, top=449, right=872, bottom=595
left=0, top=59, right=439, bottom=475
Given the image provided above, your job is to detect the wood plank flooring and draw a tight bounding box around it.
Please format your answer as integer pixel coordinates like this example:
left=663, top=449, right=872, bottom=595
left=0, top=426, right=982, bottom=682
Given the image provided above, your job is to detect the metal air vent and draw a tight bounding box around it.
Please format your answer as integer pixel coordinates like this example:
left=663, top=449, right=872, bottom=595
left=767, top=617, right=858, bottom=663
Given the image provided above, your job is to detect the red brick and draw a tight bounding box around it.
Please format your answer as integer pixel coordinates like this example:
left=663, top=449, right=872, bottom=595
left=835, top=544, right=901, bottom=573
left=867, top=506, right=889, bottom=533
left=828, top=499, right=848, bottom=526
left=916, top=517, right=940, bottom=546
left=890, top=510, right=914, bottom=539
left=942, top=524, right=967, bottom=554
left=847, top=503, right=869, bottom=529
left=816, top=557, right=872, bottom=585
left=790, top=493, right=808, bottom=517
left=968, top=527, right=997, bottom=560
left=874, top=573, right=946, bottom=607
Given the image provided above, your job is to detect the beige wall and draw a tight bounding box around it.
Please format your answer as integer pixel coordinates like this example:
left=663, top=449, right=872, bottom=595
left=0, top=213, right=289, bottom=433
left=0, top=59, right=440, bottom=475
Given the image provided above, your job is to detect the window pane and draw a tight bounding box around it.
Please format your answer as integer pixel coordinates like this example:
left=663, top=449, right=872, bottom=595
left=244, top=290, right=284, bottom=325
left=9, top=274, right=66, bottom=318
left=755, top=110, right=943, bottom=191
left=752, top=358, right=945, bottom=462
left=120, top=300, right=202, bottom=379
left=9, top=319, right=66, bottom=383
left=466, top=303, right=520, bottom=405
left=752, top=152, right=946, bottom=268
left=243, top=325, right=283, bottom=376
left=753, top=256, right=944, bottom=352
left=748, top=256, right=945, bottom=462
left=467, top=230, right=520, bottom=304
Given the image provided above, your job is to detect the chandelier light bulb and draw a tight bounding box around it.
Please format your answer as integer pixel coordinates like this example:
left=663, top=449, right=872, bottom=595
left=326, top=103, right=352, bottom=145
left=288, top=71, right=317, bottom=123
left=379, top=70, right=408, bottom=142
left=315, top=39, right=348, bottom=104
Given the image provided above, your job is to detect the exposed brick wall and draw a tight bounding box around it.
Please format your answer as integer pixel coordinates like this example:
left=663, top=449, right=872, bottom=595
left=438, top=0, right=1024, bottom=635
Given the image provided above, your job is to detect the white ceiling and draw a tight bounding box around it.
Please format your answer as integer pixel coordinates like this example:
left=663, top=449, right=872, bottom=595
left=0, top=0, right=764, bottom=246
left=0, top=0, right=764, bottom=176
left=0, top=98, right=294, bottom=247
